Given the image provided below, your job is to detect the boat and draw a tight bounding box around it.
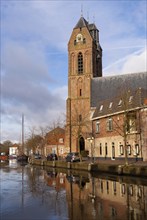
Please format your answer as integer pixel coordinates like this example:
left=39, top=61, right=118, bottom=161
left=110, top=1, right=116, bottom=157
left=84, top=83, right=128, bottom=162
left=0, top=152, right=9, bottom=161
left=17, top=154, right=28, bottom=162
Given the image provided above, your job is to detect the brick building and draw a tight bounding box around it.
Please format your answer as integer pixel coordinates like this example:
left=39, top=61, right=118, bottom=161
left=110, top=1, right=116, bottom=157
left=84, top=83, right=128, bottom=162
left=45, top=127, right=66, bottom=157
left=65, top=16, right=147, bottom=162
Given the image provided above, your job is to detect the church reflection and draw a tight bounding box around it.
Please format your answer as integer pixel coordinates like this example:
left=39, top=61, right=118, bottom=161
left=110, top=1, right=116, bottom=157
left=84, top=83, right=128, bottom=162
left=43, top=168, right=147, bottom=220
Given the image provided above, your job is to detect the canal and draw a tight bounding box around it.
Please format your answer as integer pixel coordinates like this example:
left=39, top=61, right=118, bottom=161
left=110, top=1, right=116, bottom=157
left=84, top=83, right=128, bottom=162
left=0, top=160, right=147, bottom=220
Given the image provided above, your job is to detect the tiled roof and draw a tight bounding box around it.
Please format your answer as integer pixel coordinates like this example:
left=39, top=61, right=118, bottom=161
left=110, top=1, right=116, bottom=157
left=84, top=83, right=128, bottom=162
left=92, top=88, right=147, bottom=119
left=91, top=72, right=147, bottom=107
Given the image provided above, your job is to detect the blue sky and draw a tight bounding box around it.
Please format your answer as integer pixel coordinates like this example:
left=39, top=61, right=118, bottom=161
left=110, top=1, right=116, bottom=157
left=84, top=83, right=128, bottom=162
left=1, top=0, right=147, bottom=143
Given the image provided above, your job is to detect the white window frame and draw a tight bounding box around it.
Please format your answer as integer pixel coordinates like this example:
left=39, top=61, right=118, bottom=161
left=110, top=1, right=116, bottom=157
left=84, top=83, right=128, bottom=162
left=96, top=120, right=100, bottom=133
left=135, top=144, right=139, bottom=155
left=100, top=105, right=103, bottom=112
left=119, top=144, right=124, bottom=155
left=127, top=144, right=131, bottom=155
left=107, top=117, right=113, bottom=131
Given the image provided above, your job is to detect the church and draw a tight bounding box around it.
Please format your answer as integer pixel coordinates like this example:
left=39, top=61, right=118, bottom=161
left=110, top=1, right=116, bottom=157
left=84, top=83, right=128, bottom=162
left=65, top=16, right=147, bottom=162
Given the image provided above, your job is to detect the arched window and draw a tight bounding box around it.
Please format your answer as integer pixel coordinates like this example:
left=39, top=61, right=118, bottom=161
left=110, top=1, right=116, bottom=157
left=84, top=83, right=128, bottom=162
left=78, top=52, right=83, bottom=74
left=77, top=77, right=83, bottom=97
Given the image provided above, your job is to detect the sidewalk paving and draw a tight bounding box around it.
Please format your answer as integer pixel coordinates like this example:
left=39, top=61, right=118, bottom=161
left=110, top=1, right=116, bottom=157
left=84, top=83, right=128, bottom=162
left=83, top=157, right=147, bottom=166
left=94, top=160, right=147, bottom=166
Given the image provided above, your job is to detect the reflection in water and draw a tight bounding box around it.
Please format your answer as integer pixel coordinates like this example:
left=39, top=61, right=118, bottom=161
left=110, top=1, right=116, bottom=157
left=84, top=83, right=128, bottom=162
left=0, top=161, right=147, bottom=220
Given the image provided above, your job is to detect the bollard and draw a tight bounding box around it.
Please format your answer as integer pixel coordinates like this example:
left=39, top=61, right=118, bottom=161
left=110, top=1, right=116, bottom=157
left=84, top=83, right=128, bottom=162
left=53, top=161, right=56, bottom=167
left=67, top=162, right=71, bottom=169
left=88, top=163, right=91, bottom=171
left=118, top=165, right=123, bottom=175
left=41, top=160, right=44, bottom=166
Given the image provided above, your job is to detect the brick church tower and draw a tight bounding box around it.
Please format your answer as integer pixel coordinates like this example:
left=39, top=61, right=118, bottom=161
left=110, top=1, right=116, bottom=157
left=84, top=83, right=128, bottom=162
left=65, top=16, right=102, bottom=153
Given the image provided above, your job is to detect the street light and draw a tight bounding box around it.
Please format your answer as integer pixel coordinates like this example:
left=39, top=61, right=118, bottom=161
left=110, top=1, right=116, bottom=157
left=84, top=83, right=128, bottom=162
left=87, top=137, right=94, bottom=163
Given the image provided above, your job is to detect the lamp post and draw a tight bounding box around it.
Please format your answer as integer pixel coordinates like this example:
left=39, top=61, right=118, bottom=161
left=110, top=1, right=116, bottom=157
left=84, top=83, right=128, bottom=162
left=87, top=137, right=94, bottom=163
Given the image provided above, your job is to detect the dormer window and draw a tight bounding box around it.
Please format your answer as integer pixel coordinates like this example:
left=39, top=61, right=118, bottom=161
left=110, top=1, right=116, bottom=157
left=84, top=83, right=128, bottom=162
left=109, top=102, right=113, bottom=109
left=118, top=99, right=122, bottom=106
left=99, top=105, right=103, bottom=112
left=129, top=96, right=133, bottom=103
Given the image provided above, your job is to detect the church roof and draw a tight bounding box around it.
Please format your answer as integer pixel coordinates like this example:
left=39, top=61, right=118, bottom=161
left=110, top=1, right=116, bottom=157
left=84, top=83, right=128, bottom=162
left=91, top=72, right=147, bottom=107
left=92, top=88, right=147, bottom=119
left=74, top=16, right=88, bottom=29
left=74, top=16, right=98, bottom=31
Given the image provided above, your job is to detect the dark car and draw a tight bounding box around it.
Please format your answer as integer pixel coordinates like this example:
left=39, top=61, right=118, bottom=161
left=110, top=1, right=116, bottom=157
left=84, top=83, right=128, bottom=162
left=65, top=152, right=80, bottom=162
left=47, top=153, right=58, bottom=161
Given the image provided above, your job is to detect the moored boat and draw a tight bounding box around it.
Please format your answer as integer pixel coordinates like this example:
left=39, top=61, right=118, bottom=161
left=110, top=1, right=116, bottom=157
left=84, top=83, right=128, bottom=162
left=17, top=154, right=28, bottom=162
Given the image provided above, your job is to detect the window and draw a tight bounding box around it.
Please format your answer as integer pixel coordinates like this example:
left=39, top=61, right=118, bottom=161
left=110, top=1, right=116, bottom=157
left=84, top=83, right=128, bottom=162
left=59, top=138, right=64, bottom=143
left=107, top=117, right=113, bottom=131
left=127, top=145, right=131, bottom=155
left=100, top=143, right=102, bottom=155
left=110, top=207, right=117, bottom=217
left=109, top=102, right=113, bottom=109
left=96, top=120, right=100, bottom=133
left=74, top=40, right=76, bottom=45
left=119, top=144, right=124, bottom=155
left=113, top=181, right=117, bottom=195
left=135, top=144, right=139, bottom=155
left=129, top=96, right=133, bottom=103
left=127, top=112, right=137, bottom=133
left=118, top=99, right=122, bottom=106
left=78, top=52, right=83, bottom=74
left=129, top=185, right=133, bottom=196
left=106, top=181, right=109, bottom=193
left=105, top=143, right=108, bottom=156
left=121, top=184, right=126, bottom=194
left=83, top=38, right=86, bottom=44
left=137, top=186, right=142, bottom=198
left=100, top=180, right=103, bottom=192
left=99, top=105, right=103, bottom=112
left=79, top=89, right=82, bottom=96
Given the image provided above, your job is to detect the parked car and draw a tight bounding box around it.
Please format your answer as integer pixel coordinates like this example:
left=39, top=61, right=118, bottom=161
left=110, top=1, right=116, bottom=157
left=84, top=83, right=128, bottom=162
left=65, top=152, right=80, bottom=162
left=66, top=174, right=89, bottom=188
left=47, top=153, right=58, bottom=161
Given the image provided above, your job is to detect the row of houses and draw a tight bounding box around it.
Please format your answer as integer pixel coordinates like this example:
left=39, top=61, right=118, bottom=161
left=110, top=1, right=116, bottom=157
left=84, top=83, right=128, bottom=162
left=43, top=87, right=147, bottom=162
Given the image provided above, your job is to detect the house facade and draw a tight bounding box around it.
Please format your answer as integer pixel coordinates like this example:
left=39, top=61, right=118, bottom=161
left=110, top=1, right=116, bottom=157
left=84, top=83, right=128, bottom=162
left=92, top=89, right=147, bottom=162
left=45, top=127, right=67, bottom=157
left=65, top=16, right=147, bottom=162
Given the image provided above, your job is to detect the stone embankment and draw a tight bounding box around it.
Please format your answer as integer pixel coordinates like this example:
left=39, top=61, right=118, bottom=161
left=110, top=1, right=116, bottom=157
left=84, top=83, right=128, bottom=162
left=29, top=158, right=147, bottom=177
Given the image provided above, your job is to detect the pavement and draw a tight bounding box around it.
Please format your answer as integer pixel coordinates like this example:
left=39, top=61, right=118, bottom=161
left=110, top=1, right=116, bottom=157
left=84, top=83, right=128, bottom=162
left=83, top=157, right=147, bottom=166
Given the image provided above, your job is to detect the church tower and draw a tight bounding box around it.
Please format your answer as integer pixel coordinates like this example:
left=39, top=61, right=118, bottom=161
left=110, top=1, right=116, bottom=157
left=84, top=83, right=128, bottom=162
left=65, top=16, right=102, bottom=153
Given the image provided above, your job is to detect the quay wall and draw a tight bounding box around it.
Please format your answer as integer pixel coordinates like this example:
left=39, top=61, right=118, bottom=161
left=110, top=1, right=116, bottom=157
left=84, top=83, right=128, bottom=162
left=29, top=159, right=147, bottom=177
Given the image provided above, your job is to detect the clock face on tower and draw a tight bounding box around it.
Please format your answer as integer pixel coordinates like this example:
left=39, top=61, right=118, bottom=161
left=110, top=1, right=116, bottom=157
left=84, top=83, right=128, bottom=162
left=76, top=33, right=83, bottom=42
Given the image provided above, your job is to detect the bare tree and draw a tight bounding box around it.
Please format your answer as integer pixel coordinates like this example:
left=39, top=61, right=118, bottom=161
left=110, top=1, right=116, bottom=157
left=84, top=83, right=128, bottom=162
left=112, top=88, right=142, bottom=165
left=25, top=126, right=42, bottom=154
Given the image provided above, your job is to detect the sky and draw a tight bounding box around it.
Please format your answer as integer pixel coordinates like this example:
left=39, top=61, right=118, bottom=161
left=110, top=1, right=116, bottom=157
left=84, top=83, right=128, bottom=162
left=1, top=0, right=147, bottom=143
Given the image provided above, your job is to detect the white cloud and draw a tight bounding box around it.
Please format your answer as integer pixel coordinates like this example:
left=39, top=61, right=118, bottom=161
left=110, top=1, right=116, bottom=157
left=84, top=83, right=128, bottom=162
left=103, top=47, right=147, bottom=76
left=121, top=49, right=147, bottom=74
